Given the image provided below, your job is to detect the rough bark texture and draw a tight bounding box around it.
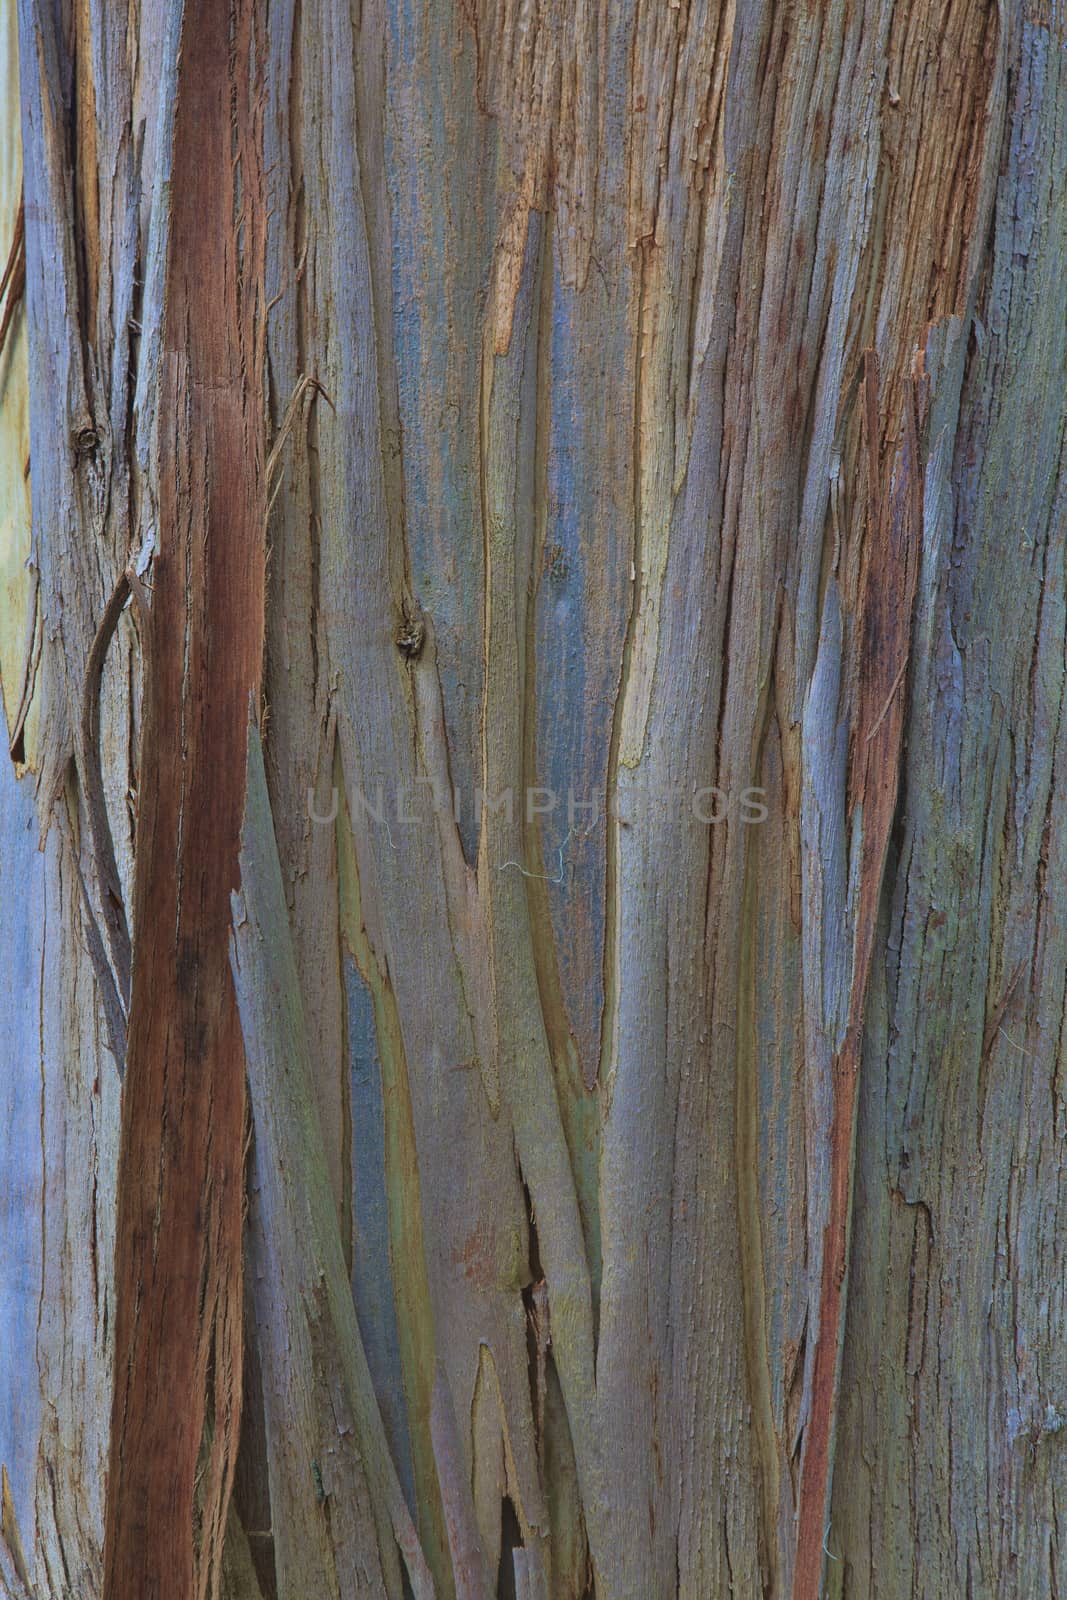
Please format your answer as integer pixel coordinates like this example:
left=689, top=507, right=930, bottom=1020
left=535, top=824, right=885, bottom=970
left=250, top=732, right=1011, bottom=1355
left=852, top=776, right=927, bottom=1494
left=102, top=2, right=267, bottom=1597
left=1, top=0, right=1066, bottom=1598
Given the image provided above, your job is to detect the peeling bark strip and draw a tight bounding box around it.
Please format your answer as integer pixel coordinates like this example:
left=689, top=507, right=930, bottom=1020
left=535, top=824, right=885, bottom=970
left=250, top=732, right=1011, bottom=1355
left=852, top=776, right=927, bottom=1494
left=0, top=196, right=24, bottom=361
left=78, top=566, right=148, bottom=1074
left=231, top=726, right=434, bottom=1600
left=794, top=350, right=924, bottom=1599
left=103, top=2, right=267, bottom=1596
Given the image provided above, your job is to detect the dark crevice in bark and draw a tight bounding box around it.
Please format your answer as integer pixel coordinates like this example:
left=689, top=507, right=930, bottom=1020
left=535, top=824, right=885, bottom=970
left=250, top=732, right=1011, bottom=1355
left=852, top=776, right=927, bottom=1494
left=495, top=1497, right=522, bottom=1600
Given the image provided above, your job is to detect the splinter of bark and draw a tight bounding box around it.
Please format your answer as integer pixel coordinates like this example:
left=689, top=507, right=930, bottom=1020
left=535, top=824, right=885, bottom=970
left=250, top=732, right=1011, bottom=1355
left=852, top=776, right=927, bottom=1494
left=265, top=373, right=333, bottom=512
left=75, top=565, right=151, bottom=1074
left=0, top=196, right=25, bottom=362
left=79, top=567, right=144, bottom=1022
left=7, top=567, right=40, bottom=762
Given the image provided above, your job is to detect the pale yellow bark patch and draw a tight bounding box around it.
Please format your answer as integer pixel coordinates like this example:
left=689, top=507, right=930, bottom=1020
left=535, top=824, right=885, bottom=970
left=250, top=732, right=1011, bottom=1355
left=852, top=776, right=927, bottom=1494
left=0, top=0, right=34, bottom=767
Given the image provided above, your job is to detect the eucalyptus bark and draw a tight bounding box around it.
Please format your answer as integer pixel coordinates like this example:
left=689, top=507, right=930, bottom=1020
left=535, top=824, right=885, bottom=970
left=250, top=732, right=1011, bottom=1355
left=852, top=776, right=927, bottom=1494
left=1, top=1, right=1066, bottom=1599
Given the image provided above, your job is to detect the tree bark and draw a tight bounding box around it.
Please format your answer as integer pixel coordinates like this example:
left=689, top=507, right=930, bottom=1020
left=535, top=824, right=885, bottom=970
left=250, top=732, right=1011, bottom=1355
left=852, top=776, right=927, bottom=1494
left=1, top=0, right=1065, bottom=1597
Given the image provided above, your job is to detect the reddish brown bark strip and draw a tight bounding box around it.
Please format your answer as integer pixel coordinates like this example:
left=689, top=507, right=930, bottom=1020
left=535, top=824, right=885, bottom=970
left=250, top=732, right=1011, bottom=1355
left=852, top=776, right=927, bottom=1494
left=794, top=350, right=925, bottom=1600
left=102, top=1, right=267, bottom=1595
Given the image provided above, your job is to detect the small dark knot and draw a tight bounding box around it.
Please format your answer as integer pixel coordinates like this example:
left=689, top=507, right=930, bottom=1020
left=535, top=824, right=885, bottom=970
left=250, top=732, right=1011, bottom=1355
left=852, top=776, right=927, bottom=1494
left=72, top=423, right=100, bottom=459
left=395, top=603, right=425, bottom=660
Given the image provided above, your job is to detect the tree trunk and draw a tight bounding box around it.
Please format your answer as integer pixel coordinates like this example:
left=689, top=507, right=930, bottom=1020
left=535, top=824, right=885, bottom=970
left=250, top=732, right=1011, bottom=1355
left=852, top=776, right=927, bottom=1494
left=1, top=0, right=1065, bottom=1596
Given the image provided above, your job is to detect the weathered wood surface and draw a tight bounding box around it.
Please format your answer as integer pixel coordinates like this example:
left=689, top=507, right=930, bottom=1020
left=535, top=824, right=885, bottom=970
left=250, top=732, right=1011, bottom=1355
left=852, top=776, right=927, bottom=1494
left=1, top=0, right=1066, bottom=1597
left=233, top=724, right=433, bottom=1600
left=101, top=0, right=267, bottom=1589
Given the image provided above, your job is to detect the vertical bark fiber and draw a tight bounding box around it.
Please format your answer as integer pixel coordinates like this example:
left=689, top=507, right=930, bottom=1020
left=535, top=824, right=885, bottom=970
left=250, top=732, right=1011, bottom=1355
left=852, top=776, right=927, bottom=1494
left=1, top=0, right=1066, bottom=1598
left=103, top=3, right=266, bottom=1596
